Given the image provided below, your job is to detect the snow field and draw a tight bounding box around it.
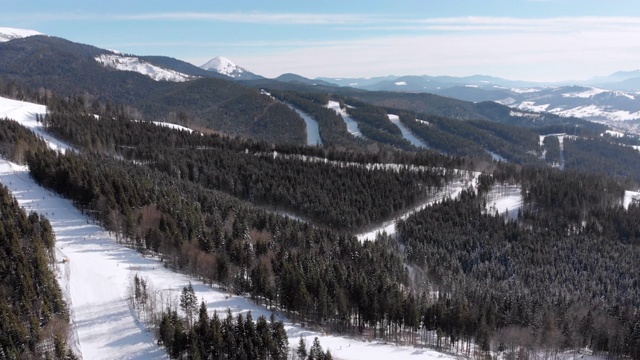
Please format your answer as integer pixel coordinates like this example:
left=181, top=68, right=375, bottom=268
left=95, top=54, right=194, bottom=82
left=484, top=185, right=523, bottom=220
left=0, top=96, right=72, bottom=153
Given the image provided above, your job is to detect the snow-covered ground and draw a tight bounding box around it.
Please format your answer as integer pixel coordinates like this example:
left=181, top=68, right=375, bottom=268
left=387, top=114, right=429, bottom=148
left=327, top=101, right=364, bottom=138
left=485, top=185, right=523, bottom=220
left=0, top=95, right=462, bottom=360
left=0, top=27, right=42, bottom=42
left=0, top=96, right=72, bottom=153
left=95, top=54, right=195, bottom=82
left=150, top=121, right=193, bottom=133
left=487, top=151, right=507, bottom=162
left=623, top=190, right=640, bottom=209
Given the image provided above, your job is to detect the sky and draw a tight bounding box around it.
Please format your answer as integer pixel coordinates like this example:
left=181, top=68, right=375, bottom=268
left=2, top=0, right=640, bottom=81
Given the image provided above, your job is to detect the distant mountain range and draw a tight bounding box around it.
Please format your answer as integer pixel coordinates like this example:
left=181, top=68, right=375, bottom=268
left=195, top=55, right=640, bottom=125
left=312, top=74, right=640, bottom=125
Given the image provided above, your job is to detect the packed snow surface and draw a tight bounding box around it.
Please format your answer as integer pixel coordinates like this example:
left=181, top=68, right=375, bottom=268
left=327, top=101, right=364, bottom=138
left=485, top=185, right=523, bottom=220
left=0, top=96, right=72, bottom=153
left=286, top=105, right=323, bottom=146
left=95, top=54, right=194, bottom=82
left=387, top=114, right=429, bottom=148
left=624, top=190, right=640, bottom=209
left=0, top=27, right=42, bottom=42
left=602, top=129, right=625, bottom=138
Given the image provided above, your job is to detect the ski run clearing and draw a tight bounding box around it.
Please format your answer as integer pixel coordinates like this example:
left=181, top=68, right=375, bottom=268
left=387, top=114, right=429, bottom=149
left=327, top=100, right=364, bottom=138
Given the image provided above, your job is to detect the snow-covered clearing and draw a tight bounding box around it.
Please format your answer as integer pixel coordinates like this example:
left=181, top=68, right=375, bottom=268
left=327, top=100, right=364, bottom=138
left=517, top=101, right=550, bottom=113
left=95, top=54, right=195, bottom=82
left=387, top=114, right=429, bottom=148
left=624, top=190, right=640, bottom=210
left=0, top=95, right=461, bottom=360
left=487, top=151, right=507, bottom=162
left=485, top=185, right=523, bottom=220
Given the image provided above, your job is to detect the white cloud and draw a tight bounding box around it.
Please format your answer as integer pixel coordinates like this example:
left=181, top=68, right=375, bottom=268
left=221, top=21, right=640, bottom=81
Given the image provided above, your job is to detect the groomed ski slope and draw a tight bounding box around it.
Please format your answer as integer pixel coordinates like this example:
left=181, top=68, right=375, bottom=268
left=327, top=100, right=364, bottom=138
left=387, top=114, right=429, bottom=149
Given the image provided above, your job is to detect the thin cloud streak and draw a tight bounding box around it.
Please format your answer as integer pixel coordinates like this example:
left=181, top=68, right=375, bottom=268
left=116, top=12, right=382, bottom=24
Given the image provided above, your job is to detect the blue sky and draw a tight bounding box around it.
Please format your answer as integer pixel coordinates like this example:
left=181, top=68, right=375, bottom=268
left=2, top=0, right=640, bottom=81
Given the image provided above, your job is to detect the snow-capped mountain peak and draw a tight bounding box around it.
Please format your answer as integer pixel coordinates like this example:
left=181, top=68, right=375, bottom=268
left=0, top=27, right=43, bottom=42
left=200, top=56, right=249, bottom=78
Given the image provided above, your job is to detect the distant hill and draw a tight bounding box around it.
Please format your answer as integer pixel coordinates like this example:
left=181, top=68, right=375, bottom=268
left=0, top=35, right=305, bottom=144
left=274, top=73, right=337, bottom=87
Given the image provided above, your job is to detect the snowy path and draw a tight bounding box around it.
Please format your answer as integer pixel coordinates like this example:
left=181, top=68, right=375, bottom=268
left=356, top=172, right=479, bottom=241
left=327, top=100, right=364, bottom=138
left=0, top=160, right=166, bottom=359
left=286, top=104, right=323, bottom=146
left=387, top=114, right=429, bottom=149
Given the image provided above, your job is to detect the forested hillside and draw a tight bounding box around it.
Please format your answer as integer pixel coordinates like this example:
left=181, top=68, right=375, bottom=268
left=0, top=125, right=74, bottom=358
left=397, top=168, right=640, bottom=358
left=41, top=101, right=458, bottom=231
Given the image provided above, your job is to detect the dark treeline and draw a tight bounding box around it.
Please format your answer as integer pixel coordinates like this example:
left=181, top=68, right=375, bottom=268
left=395, top=110, right=543, bottom=165
left=564, top=137, right=640, bottom=183
left=0, top=183, right=75, bottom=359
left=397, top=187, right=640, bottom=359
left=41, top=107, right=457, bottom=231
left=397, top=113, right=485, bottom=157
